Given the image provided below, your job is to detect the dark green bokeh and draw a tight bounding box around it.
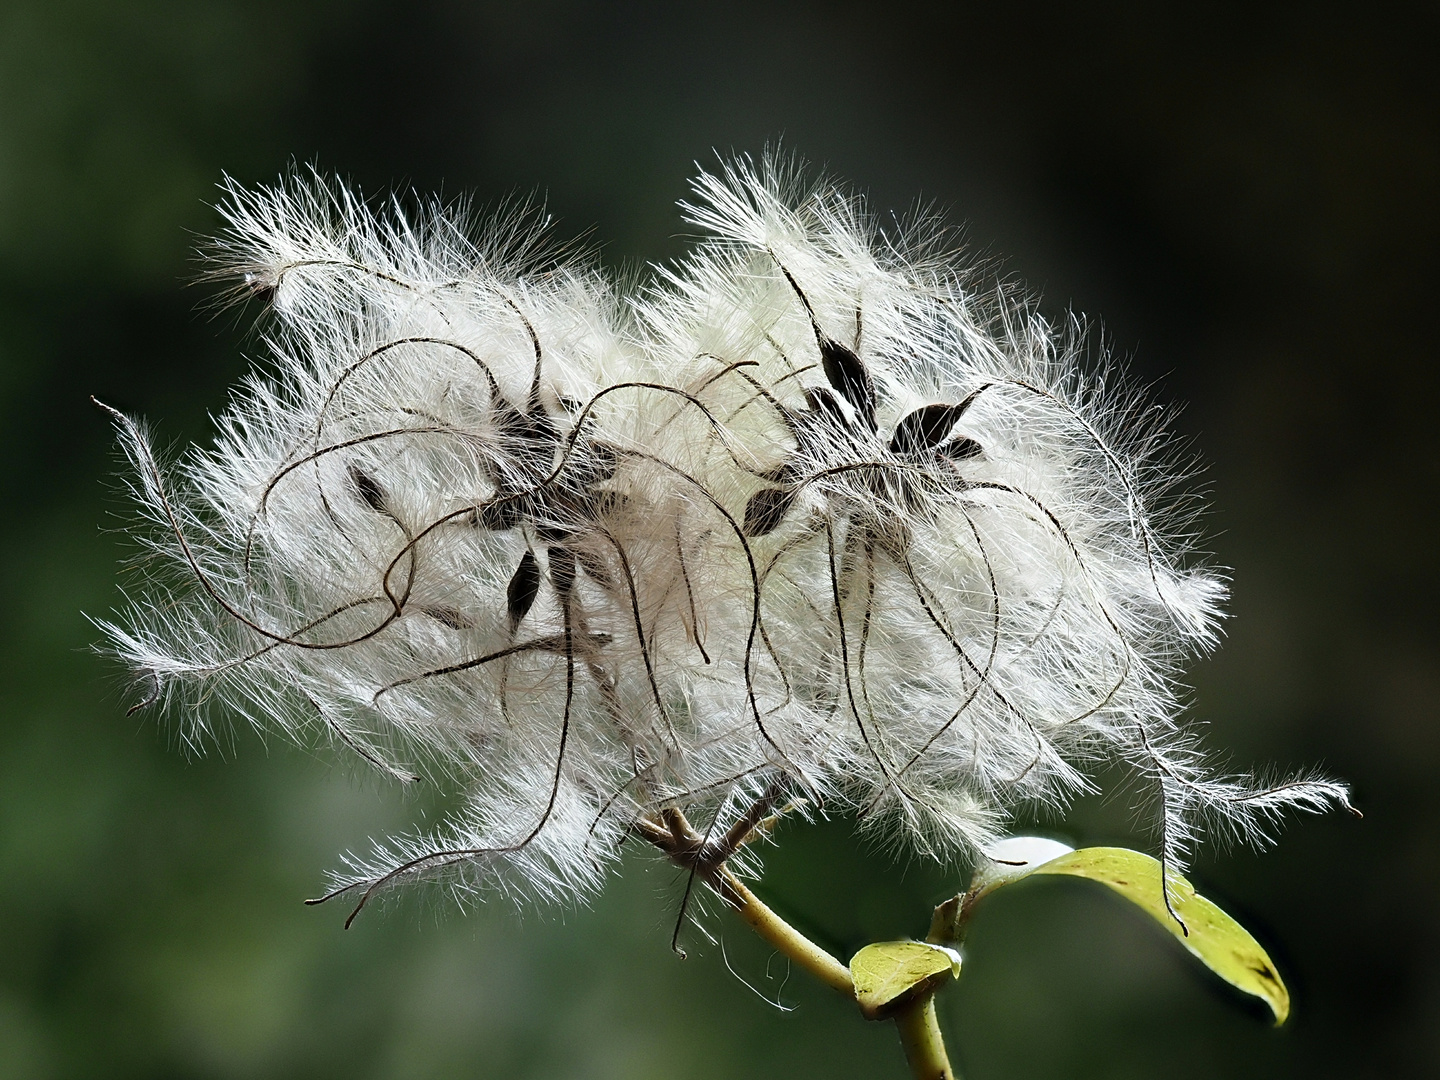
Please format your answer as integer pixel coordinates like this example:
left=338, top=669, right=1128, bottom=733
left=2, top=2, right=1434, bottom=1076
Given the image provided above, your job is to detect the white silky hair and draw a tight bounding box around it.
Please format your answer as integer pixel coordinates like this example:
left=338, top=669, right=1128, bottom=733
left=645, top=156, right=1352, bottom=872
left=99, top=160, right=1350, bottom=916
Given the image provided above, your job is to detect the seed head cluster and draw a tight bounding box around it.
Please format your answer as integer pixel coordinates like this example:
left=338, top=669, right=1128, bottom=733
left=100, top=157, right=1350, bottom=914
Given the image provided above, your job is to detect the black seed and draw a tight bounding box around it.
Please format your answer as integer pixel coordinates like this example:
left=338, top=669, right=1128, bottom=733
left=347, top=464, right=389, bottom=514
left=805, top=385, right=851, bottom=430
left=585, top=489, right=630, bottom=519
left=472, top=496, right=525, bottom=531
left=890, top=403, right=965, bottom=456
left=506, top=550, right=540, bottom=628
left=535, top=517, right=573, bottom=543
left=951, top=386, right=986, bottom=416
left=942, top=436, right=983, bottom=460
left=496, top=404, right=558, bottom=475
left=744, top=487, right=797, bottom=536
left=548, top=545, right=577, bottom=596
left=422, top=605, right=474, bottom=630
left=820, top=338, right=877, bottom=431
left=583, top=443, right=620, bottom=484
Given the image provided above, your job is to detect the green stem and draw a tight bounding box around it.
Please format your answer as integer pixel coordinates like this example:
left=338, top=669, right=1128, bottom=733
left=893, top=995, right=957, bottom=1080
left=713, top=866, right=854, bottom=995
left=714, top=868, right=960, bottom=1079
left=643, top=808, right=958, bottom=1079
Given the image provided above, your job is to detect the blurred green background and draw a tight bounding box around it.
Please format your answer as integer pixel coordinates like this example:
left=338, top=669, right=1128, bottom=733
left=1, top=2, right=1434, bottom=1076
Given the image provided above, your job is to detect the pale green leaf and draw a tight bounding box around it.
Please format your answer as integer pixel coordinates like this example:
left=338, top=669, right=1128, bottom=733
left=849, top=940, right=962, bottom=1021
left=1013, top=845, right=1290, bottom=1024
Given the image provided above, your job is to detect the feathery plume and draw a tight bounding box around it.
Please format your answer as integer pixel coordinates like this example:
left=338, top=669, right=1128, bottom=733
left=99, top=159, right=1350, bottom=917
left=642, top=156, right=1350, bottom=871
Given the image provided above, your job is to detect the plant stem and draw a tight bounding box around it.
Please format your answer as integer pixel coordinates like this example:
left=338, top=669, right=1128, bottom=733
left=893, top=996, right=957, bottom=1080
left=640, top=806, right=959, bottom=1079
left=716, top=868, right=959, bottom=1078
left=712, top=865, right=854, bottom=995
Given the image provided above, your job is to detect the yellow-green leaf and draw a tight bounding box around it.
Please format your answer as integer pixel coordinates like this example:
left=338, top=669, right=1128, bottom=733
left=1023, top=846, right=1290, bottom=1024
left=849, top=940, right=962, bottom=1021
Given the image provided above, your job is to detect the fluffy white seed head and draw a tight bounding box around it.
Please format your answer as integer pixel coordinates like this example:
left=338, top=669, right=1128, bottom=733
left=100, top=160, right=1350, bottom=915
left=644, top=157, right=1349, bottom=866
